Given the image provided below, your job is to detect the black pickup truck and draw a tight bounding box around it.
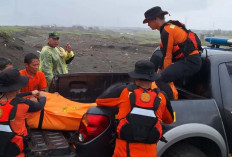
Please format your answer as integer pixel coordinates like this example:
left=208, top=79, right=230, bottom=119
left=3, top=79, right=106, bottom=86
left=26, top=47, right=232, bottom=157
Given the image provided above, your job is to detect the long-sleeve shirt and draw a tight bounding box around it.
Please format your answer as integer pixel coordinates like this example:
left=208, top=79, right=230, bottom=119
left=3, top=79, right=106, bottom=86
left=16, top=92, right=46, bottom=112
left=160, top=23, right=199, bottom=69
left=39, top=46, right=74, bottom=87
left=0, top=93, right=46, bottom=136
left=20, top=69, right=47, bottom=92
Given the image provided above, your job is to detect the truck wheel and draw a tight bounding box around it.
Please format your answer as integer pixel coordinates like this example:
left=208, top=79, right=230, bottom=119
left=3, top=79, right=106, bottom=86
left=162, top=143, right=207, bottom=157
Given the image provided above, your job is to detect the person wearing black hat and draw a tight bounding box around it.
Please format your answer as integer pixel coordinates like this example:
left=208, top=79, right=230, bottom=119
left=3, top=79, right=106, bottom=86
left=143, top=6, right=202, bottom=99
left=96, top=60, right=174, bottom=157
left=0, top=68, right=46, bottom=157
left=39, top=31, right=75, bottom=90
left=0, top=57, right=44, bottom=100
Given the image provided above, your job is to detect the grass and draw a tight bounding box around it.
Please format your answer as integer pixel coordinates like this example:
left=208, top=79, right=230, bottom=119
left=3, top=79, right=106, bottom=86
left=61, top=29, right=158, bottom=45
left=61, top=31, right=117, bottom=39
left=0, top=26, right=25, bottom=35
left=1, top=26, right=232, bottom=48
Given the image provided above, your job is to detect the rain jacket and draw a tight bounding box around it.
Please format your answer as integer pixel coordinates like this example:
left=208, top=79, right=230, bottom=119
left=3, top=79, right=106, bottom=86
left=96, top=82, right=174, bottom=157
left=39, top=46, right=74, bottom=87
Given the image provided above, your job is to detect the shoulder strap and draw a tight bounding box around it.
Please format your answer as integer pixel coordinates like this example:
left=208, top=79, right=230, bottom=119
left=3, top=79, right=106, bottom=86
left=153, top=87, right=160, bottom=93
left=167, top=20, right=189, bottom=32
left=127, top=83, right=138, bottom=92
left=128, top=84, right=139, bottom=110
left=152, top=88, right=161, bottom=112
left=8, top=98, right=19, bottom=120
left=160, top=20, right=188, bottom=33
left=129, top=90, right=136, bottom=110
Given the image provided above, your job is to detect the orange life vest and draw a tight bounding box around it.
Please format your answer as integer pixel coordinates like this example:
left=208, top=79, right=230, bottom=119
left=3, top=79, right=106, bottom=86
left=117, top=85, right=163, bottom=144
left=0, top=98, right=24, bottom=156
left=160, top=20, right=202, bottom=62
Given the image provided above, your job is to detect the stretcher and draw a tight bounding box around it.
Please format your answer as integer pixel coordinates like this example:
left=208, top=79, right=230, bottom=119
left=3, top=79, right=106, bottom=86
left=27, top=92, right=96, bottom=131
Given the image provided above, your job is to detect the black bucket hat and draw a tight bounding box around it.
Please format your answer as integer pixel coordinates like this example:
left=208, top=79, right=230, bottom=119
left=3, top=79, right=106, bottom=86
left=0, top=68, right=29, bottom=93
left=143, top=6, right=168, bottom=24
left=128, top=60, right=158, bottom=81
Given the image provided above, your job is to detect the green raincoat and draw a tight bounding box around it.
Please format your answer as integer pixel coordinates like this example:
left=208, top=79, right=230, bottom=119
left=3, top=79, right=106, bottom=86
left=39, top=46, right=74, bottom=88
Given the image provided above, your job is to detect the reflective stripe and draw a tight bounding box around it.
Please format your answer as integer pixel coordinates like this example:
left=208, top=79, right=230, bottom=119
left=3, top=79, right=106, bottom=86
left=131, top=107, right=156, bottom=118
left=0, top=124, right=12, bottom=132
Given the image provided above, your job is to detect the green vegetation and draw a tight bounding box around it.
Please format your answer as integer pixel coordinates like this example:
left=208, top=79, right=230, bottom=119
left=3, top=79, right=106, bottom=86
left=60, top=28, right=159, bottom=45
left=60, top=31, right=118, bottom=39
left=0, top=26, right=25, bottom=35
left=2, top=26, right=232, bottom=48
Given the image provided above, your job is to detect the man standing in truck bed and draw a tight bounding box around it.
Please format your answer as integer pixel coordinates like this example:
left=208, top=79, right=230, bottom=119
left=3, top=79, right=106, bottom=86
left=143, top=6, right=202, bottom=99
left=39, top=31, right=75, bottom=89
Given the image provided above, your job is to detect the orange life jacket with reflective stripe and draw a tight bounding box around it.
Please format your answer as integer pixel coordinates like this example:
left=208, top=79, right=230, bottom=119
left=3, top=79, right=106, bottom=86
left=117, top=84, right=163, bottom=144
left=0, top=98, right=25, bottom=156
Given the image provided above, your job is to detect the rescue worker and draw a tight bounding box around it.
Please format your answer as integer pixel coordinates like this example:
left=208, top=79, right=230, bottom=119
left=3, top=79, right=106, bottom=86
left=96, top=60, right=174, bottom=157
left=20, top=53, right=47, bottom=92
left=0, top=57, right=39, bottom=100
left=0, top=68, right=46, bottom=157
left=39, top=31, right=75, bottom=89
left=0, top=57, right=14, bottom=99
left=0, top=57, right=13, bottom=72
left=143, top=6, right=202, bottom=99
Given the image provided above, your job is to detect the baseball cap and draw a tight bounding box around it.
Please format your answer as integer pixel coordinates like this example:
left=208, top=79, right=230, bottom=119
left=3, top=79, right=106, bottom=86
left=49, top=31, right=60, bottom=39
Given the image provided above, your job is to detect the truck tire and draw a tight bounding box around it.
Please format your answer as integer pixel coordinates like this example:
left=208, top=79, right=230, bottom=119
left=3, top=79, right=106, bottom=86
left=162, top=143, right=207, bottom=157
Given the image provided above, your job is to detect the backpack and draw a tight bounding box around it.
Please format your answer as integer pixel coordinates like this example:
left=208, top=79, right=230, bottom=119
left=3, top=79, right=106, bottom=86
left=117, top=85, right=164, bottom=144
left=0, top=98, right=24, bottom=156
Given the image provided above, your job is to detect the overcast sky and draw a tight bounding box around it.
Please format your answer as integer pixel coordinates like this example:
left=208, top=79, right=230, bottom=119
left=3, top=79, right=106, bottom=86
left=0, top=0, right=231, bottom=30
